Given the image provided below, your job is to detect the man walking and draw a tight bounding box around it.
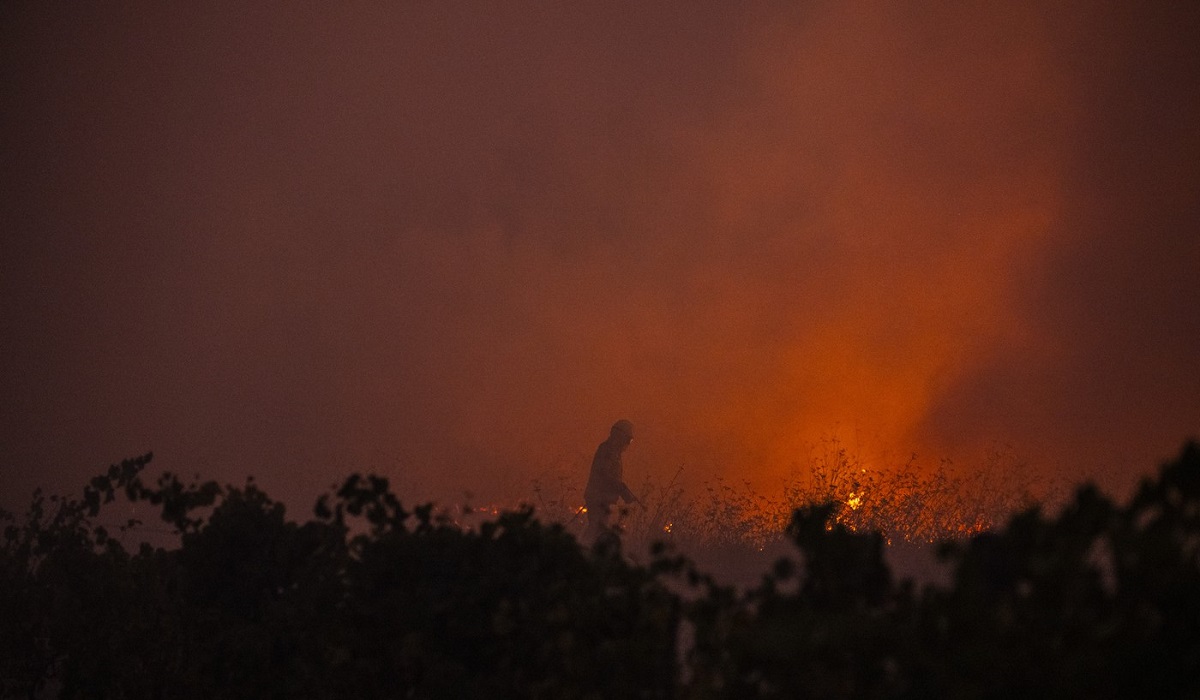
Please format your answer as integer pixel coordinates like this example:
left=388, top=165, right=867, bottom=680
left=584, top=419, right=641, bottom=542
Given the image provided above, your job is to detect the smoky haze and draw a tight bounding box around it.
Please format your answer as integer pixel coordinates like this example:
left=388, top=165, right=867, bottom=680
left=2, top=2, right=1198, bottom=511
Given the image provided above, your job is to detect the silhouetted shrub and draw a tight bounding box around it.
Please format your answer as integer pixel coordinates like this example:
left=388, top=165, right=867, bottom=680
left=3, top=442, right=1198, bottom=698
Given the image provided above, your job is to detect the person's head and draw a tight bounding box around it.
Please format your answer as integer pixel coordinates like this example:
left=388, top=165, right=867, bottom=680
left=610, top=419, right=634, bottom=447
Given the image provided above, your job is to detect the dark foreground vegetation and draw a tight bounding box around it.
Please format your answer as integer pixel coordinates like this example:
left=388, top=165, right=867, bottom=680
left=2, top=443, right=1199, bottom=699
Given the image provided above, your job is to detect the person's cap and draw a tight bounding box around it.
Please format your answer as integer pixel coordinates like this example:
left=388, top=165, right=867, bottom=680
left=611, top=419, right=634, bottom=438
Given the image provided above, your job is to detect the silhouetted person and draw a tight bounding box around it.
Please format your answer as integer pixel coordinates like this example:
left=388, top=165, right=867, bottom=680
left=584, top=419, right=640, bottom=542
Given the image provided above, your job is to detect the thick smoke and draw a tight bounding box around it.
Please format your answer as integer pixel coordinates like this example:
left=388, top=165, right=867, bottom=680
left=2, top=1, right=1197, bottom=510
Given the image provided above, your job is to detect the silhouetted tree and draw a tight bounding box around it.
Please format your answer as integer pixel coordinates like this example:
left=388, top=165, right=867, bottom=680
left=3, top=442, right=1199, bottom=698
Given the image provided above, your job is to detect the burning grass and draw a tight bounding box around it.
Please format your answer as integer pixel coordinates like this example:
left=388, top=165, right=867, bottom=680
left=510, top=439, right=1066, bottom=558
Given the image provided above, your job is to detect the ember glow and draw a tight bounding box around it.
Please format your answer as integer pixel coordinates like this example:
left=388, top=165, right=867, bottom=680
left=2, top=2, right=1198, bottom=515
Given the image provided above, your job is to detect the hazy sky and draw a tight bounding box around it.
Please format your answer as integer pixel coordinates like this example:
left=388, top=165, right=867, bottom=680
left=3, top=1, right=1198, bottom=511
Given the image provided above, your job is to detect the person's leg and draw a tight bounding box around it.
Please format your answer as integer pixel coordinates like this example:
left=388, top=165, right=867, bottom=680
left=585, top=501, right=613, bottom=543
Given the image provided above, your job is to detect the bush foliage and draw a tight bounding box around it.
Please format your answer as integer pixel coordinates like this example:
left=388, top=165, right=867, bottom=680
left=2, top=442, right=1198, bottom=698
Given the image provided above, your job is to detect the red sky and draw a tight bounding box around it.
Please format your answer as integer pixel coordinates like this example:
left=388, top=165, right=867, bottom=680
left=3, top=1, right=1198, bottom=512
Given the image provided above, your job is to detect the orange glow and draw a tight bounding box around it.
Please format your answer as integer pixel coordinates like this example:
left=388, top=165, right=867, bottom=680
left=2, top=2, right=1196, bottom=519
